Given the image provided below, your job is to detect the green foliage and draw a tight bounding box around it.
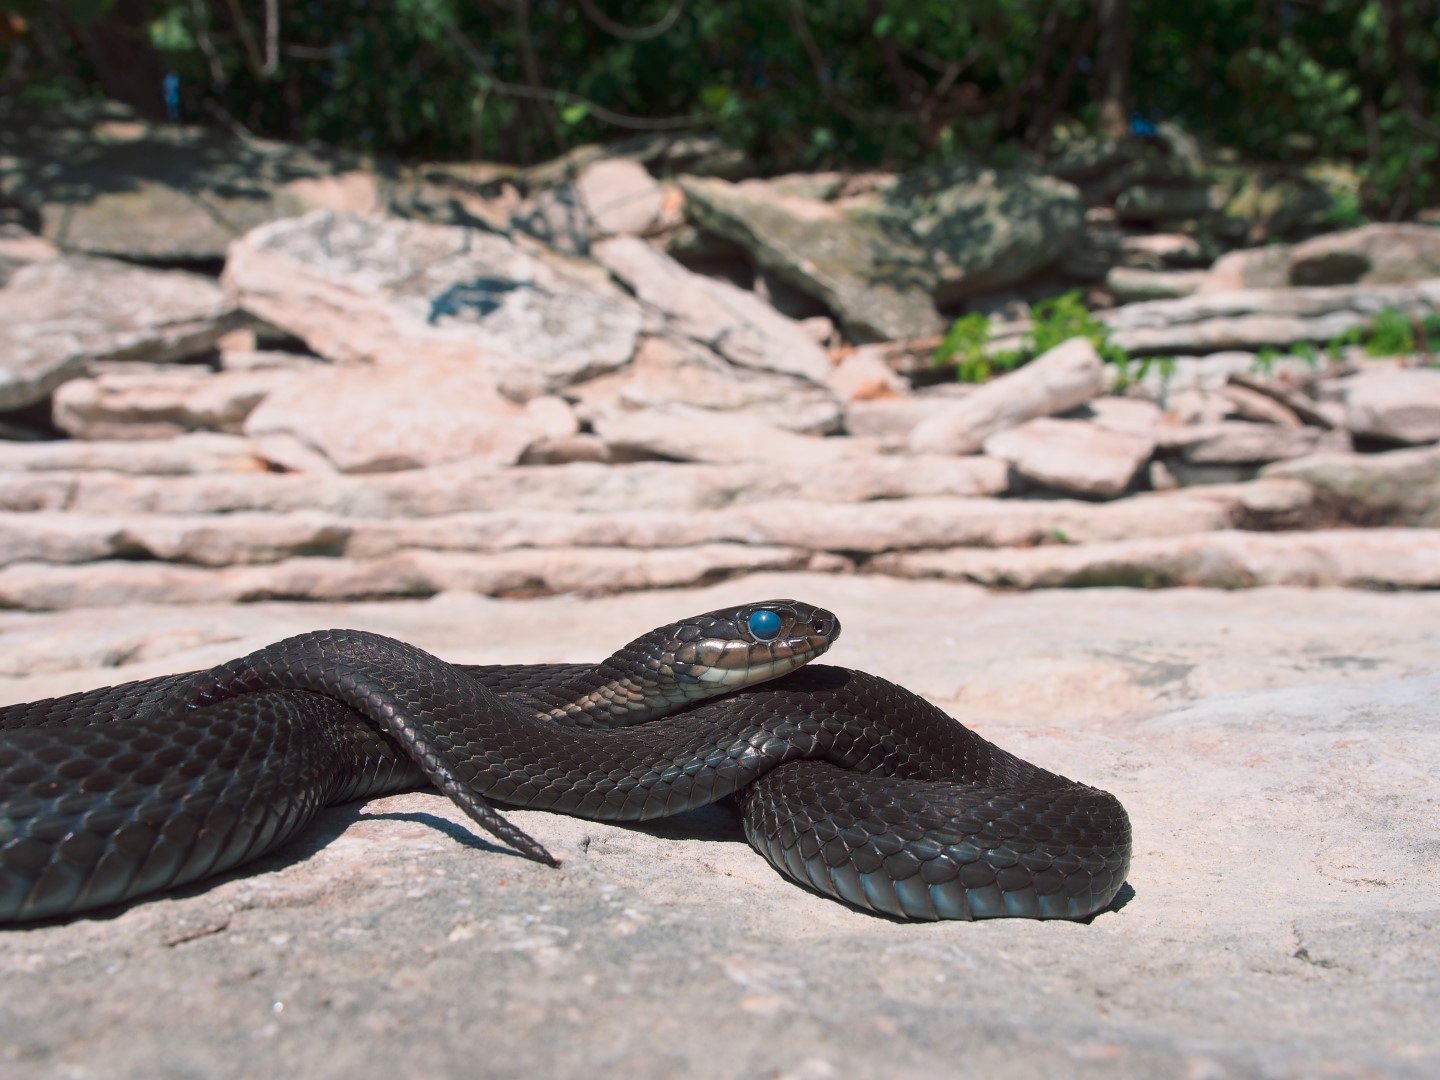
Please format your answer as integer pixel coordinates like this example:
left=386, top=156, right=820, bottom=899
left=6, top=0, right=1439, bottom=213
left=1113, top=354, right=1177, bottom=391
left=1293, top=341, right=1322, bottom=368
left=1327, top=326, right=1366, bottom=359
left=1028, top=292, right=1129, bottom=367
left=933, top=313, right=991, bottom=369
left=1253, top=346, right=1282, bottom=375
left=1364, top=309, right=1415, bottom=356
left=938, top=290, right=1129, bottom=384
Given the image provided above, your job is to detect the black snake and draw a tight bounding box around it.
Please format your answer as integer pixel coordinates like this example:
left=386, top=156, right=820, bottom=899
left=0, top=600, right=1131, bottom=924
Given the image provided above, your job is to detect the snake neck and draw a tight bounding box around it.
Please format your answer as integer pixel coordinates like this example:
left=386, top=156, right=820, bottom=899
left=534, top=654, right=710, bottom=727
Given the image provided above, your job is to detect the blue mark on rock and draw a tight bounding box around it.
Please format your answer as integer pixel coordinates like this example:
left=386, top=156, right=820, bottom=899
left=428, top=278, right=535, bottom=325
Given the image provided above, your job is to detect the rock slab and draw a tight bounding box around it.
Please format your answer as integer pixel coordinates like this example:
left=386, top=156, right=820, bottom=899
left=0, top=574, right=1437, bottom=1078
left=223, top=211, right=643, bottom=400
left=909, top=338, right=1105, bottom=455
left=0, top=256, right=242, bottom=410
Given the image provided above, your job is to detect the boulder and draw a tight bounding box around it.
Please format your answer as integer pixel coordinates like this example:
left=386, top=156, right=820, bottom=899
left=1213, top=170, right=1335, bottom=242
left=680, top=176, right=943, bottom=341
left=575, top=159, right=668, bottom=237
left=1203, top=224, right=1440, bottom=291
left=0, top=100, right=381, bottom=262
left=223, top=211, right=642, bottom=400
left=878, top=160, right=1085, bottom=305
left=592, top=237, right=831, bottom=384
left=567, top=335, right=841, bottom=435
left=909, top=338, right=1105, bottom=454
left=513, top=157, right=672, bottom=254
left=243, top=360, right=577, bottom=472
left=1104, top=281, right=1440, bottom=355
left=1263, top=445, right=1440, bottom=526
left=0, top=255, right=244, bottom=411
left=53, top=364, right=297, bottom=439
left=983, top=418, right=1154, bottom=498
left=1166, top=421, right=1348, bottom=464
left=681, top=163, right=1083, bottom=338
left=1338, top=368, right=1440, bottom=444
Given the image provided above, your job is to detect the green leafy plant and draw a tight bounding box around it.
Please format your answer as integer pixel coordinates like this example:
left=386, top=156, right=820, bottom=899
left=1028, top=291, right=1130, bottom=367
left=936, top=289, right=1131, bottom=384
left=1253, top=346, right=1282, bottom=375
left=933, top=312, right=990, bottom=365
left=1293, top=341, right=1322, bottom=368
left=1114, top=354, right=1177, bottom=392
left=1326, top=326, right=1365, bottom=359
left=1364, top=309, right=1415, bottom=356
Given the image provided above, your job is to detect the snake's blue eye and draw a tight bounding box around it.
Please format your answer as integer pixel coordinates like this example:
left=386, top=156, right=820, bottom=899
left=748, top=609, right=781, bottom=641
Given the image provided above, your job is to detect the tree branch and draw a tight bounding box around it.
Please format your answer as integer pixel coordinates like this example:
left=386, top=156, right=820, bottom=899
left=578, top=0, right=684, bottom=42
left=445, top=21, right=701, bottom=130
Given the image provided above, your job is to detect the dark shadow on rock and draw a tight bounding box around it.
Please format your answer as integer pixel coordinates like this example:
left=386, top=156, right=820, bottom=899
left=357, top=808, right=532, bottom=857
left=601, top=802, right=748, bottom=846
left=1096, top=881, right=1136, bottom=918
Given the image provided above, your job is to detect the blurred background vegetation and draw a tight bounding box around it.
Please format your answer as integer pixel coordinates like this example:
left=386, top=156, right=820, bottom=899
left=3, top=0, right=1437, bottom=217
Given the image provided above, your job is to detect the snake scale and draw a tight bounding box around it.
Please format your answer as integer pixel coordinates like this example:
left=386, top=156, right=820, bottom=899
left=0, top=600, right=1131, bottom=924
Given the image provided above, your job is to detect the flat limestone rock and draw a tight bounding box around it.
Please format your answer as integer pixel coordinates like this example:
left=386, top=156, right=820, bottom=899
left=0, top=432, right=263, bottom=475
left=983, top=417, right=1155, bottom=498
left=909, top=338, right=1105, bottom=455
left=223, top=211, right=643, bottom=400
left=0, top=255, right=243, bottom=410
left=1104, top=281, right=1440, bottom=354
left=0, top=484, right=1295, bottom=571
left=1338, top=367, right=1440, bottom=445
left=0, top=544, right=818, bottom=610
left=0, top=574, right=1437, bottom=1077
left=1204, top=223, right=1440, bottom=290
left=243, top=361, right=576, bottom=472
left=872, top=528, right=1440, bottom=589
left=593, top=237, right=832, bottom=384
left=1171, top=420, right=1351, bottom=464
left=53, top=364, right=298, bottom=440
left=588, top=404, right=865, bottom=465
left=568, top=335, right=841, bottom=435
left=0, top=455, right=1011, bottom=517
left=1263, top=444, right=1440, bottom=526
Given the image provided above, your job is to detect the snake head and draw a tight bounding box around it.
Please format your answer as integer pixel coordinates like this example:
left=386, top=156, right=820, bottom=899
left=578, top=600, right=840, bottom=723
left=670, top=600, right=839, bottom=691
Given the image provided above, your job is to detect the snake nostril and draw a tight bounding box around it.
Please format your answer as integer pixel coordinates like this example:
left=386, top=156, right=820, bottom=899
left=811, top=619, right=830, bottom=636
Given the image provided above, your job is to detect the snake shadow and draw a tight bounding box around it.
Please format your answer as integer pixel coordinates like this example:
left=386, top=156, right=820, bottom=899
left=3, top=800, right=540, bottom=931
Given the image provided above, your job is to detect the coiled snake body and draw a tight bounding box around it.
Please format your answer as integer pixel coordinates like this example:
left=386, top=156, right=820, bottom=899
left=0, top=601, right=1130, bottom=924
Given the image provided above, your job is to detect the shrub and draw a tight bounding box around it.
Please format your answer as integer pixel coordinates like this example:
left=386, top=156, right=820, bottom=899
left=936, top=290, right=1128, bottom=383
